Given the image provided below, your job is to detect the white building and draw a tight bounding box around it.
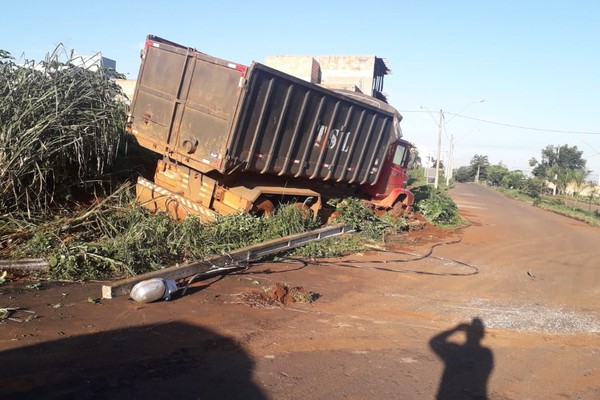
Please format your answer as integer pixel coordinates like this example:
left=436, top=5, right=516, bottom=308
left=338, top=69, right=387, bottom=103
left=71, top=51, right=116, bottom=72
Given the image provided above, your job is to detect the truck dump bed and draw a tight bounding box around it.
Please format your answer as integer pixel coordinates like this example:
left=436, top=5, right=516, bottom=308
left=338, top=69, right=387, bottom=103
left=129, top=35, right=402, bottom=186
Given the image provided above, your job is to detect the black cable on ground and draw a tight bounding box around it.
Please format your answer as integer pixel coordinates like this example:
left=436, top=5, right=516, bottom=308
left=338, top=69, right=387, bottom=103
left=236, top=257, right=310, bottom=275
left=180, top=257, right=310, bottom=295
left=178, top=231, right=478, bottom=297
left=315, top=234, right=478, bottom=276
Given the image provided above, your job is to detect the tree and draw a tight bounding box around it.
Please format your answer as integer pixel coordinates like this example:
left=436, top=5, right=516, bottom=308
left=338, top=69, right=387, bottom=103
left=531, top=144, right=586, bottom=176
left=486, top=164, right=509, bottom=186
left=501, top=171, right=525, bottom=189
left=431, top=158, right=445, bottom=170
left=410, top=147, right=422, bottom=169
left=530, top=145, right=587, bottom=194
left=521, top=177, right=546, bottom=200
left=470, top=154, right=490, bottom=183
left=551, top=165, right=572, bottom=195
left=454, top=166, right=474, bottom=183
left=571, top=168, right=590, bottom=209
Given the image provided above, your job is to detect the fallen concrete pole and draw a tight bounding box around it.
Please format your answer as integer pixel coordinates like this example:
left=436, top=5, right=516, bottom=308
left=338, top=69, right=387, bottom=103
left=102, top=224, right=353, bottom=299
left=0, top=259, right=48, bottom=271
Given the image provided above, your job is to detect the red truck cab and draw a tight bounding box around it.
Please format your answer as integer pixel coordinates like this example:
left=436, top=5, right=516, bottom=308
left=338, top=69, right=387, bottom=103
left=362, top=138, right=414, bottom=215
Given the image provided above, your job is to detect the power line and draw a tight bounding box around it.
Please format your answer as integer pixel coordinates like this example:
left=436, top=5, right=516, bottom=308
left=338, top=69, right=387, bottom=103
left=445, top=113, right=600, bottom=135
left=399, top=110, right=600, bottom=135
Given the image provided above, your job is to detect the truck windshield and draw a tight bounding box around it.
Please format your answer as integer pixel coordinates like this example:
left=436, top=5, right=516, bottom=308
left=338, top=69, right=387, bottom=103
left=393, top=144, right=409, bottom=167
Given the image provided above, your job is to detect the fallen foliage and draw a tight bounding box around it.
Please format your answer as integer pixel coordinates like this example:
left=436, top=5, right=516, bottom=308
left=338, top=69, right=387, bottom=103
left=1, top=190, right=412, bottom=280
left=411, top=185, right=462, bottom=227
left=1, top=186, right=324, bottom=280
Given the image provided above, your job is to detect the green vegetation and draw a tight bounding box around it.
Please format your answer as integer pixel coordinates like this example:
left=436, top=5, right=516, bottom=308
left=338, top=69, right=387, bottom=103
left=529, top=144, right=587, bottom=195
left=2, top=187, right=415, bottom=280
left=407, top=168, right=463, bottom=227
left=327, top=198, right=407, bottom=241
left=497, top=187, right=600, bottom=227
left=454, top=155, right=492, bottom=184
left=406, top=167, right=428, bottom=187
left=3, top=189, right=314, bottom=280
left=494, top=186, right=538, bottom=203
left=0, top=47, right=129, bottom=214
left=292, top=235, right=367, bottom=258
left=470, top=154, right=490, bottom=183
left=411, top=185, right=462, bottom=227
left=486, top=164, right=510, bottom=186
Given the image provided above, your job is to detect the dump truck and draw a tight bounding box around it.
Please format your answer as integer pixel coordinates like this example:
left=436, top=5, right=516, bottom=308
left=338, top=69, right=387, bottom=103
left=127, top=35, right=414, bottom=221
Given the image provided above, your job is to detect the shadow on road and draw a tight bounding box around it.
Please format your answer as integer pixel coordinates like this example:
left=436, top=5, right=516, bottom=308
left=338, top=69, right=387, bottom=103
left=0, top=321, right=265, bottom=400
left=429, top=317, right=494, bottom=400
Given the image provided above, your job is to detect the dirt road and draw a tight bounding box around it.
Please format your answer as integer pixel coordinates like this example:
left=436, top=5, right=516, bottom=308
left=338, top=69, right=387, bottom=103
left=562, top=197, right=600, bottom=213
left=2, top=183, right=600, bottom=399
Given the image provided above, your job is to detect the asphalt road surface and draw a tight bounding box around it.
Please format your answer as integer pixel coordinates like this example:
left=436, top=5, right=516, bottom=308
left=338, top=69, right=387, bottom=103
left=2, top=183, right=600, bottom=399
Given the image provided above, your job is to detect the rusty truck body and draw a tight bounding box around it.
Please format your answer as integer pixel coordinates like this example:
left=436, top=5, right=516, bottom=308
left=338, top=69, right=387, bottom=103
left=127, top=35, right=414, bottom=221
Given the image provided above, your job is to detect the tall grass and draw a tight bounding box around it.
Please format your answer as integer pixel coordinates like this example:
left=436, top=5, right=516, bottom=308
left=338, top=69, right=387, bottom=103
left=0, top=47, right=127, bottom=215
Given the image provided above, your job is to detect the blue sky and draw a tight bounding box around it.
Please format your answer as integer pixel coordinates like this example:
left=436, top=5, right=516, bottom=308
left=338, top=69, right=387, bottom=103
left=3, top=0, right=600, bottom=181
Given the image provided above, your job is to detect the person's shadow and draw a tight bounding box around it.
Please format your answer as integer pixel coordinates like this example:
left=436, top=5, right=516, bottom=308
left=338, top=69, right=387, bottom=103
left=429, top=317, right=494, bottom=400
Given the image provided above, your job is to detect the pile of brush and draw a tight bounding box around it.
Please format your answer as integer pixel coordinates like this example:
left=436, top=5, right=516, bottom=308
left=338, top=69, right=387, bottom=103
left=0, top=47, right=127, bottom=215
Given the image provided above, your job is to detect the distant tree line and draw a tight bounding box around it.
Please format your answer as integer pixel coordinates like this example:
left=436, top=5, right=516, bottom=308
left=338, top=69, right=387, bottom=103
left=453, top=144, right=592, bottom=200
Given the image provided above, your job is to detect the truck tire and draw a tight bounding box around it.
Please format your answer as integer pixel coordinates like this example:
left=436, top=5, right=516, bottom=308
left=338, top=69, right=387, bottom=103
left=252, top=197, right=275, bottom=217
left=390, top=201, right=407, bottom=219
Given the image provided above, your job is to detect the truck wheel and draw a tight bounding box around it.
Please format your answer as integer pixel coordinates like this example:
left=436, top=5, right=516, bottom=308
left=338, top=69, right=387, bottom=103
left=390, top=201, right=406, bottom=219
left=252, top=197, right=275, bottom=217
left=294, top=202, right=312, bottom=219
left=325, top=210, right=340, bottom=223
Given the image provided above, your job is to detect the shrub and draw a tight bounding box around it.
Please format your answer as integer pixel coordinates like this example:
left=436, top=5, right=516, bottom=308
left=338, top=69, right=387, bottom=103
left=327, top=198, right=404, bottom=241
left=411, top=185, right=461, bottom=226
left=501, top=171, right=525, bottom=189
left=520, top=177, right=545, bottom=199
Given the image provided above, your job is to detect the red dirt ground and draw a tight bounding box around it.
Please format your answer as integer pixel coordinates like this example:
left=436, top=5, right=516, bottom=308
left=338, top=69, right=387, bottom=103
left=2, top=183, right=600, bottom=399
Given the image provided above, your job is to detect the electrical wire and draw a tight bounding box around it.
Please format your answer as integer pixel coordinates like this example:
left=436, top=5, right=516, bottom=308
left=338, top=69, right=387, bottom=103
left=243, top=236, right=479, bottom=278
left=178, top=236, right=478, bottom=298
left=399, top=109, right=600, bottom=135
left=311, top=237, right=479, bottom=277
left=237, top=257, right=310, bottom=275
left=445, top=113, right=600, bottom=135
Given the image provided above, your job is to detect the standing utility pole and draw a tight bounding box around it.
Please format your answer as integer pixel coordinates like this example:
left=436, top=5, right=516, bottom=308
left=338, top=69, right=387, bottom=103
left=422, top=99, right=483, bottom=190
left=446, top=133, right=454, bottom=186
left=434, top=110, right=444, bottom=189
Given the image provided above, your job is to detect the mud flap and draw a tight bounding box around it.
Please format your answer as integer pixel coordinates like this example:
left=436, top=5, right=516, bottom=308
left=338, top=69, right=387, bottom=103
left=373, top=188, right=414, bottom=216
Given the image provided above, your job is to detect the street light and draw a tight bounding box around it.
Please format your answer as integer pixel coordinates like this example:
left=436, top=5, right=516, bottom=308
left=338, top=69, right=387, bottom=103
left=419, top=105, right=444, bottom=189
left=421, top=99, right=485, bottom=189
left=446, top=99, right=485, bottom=124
